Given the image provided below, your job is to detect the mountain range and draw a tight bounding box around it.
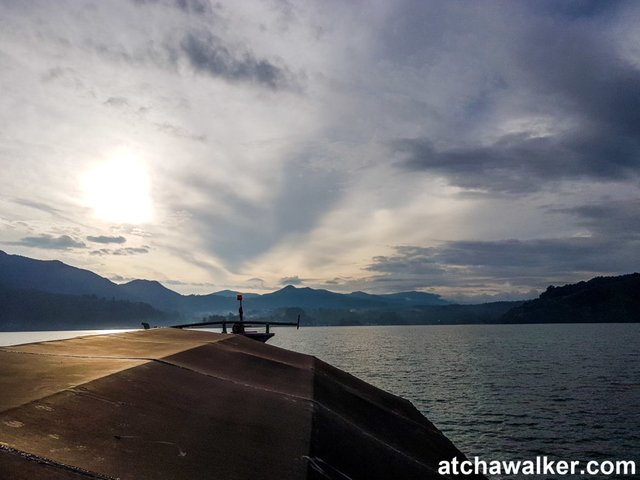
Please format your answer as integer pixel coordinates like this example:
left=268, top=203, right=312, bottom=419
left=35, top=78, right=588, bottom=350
left=0, top=250, right=448, bottom=329
left=2, top=250, right=638, bottom=330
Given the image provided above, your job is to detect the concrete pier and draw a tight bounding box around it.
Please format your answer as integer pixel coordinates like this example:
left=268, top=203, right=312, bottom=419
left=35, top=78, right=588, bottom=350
left=0, top=329, right=484, bottom=479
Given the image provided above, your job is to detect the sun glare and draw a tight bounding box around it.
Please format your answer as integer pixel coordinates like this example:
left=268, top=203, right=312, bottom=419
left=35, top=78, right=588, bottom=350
left=81, top=151, right=153, bottom=224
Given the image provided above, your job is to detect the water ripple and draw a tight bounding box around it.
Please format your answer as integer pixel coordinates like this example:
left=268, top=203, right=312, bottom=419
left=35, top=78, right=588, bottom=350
left=272, top=323, right=640, bottom=477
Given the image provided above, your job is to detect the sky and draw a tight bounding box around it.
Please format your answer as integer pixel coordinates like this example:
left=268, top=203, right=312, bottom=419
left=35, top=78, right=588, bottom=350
left=1, top=0, right=639, bottom=302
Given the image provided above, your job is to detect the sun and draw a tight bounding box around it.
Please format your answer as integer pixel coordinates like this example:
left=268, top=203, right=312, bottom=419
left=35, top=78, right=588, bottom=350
left=81, top=150, right=153, bottom=224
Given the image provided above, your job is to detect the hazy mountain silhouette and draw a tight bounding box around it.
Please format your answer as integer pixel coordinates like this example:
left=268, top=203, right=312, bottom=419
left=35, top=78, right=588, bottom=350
left=0, top=284, right=169, bottom=331
left=0, top=250, right=124, bottom=299
left=249, top=285, right=382, bottom=310
left=118, top=279, right=186, bottom=311
left=247, top=285, right=448, bottom=310
left=0, top=251, right=448, bottom=324
left=1, top=251, right=637, bottom=329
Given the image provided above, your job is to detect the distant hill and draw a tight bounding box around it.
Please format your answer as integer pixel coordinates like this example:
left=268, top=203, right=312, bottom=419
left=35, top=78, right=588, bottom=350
left=118, top=279, right=186, bottom=312
left=242, top=285, right=448, bottom=312
left=0, top=250, right=124, bottom=299
left=501, top=273, right=640, bottom=323
left=0, top=251, right=227, bottom=316
left=0, top=284, right=169, bottom=331
left=249, top=285, right=384, bottom=311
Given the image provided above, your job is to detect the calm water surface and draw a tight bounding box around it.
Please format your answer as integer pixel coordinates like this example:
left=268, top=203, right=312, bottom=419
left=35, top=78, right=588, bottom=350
left=2, top=324, right=638, bottom=478
left=0, top=329, right=134, bottom=346
left=271, top=324, right=640, bottom=478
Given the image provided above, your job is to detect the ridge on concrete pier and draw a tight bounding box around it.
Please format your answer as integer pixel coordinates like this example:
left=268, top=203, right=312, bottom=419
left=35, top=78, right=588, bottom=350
left=0, top=329, right=485, bottom=479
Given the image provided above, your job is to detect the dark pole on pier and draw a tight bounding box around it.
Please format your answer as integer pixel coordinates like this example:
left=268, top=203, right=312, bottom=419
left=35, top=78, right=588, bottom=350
left=237, top=294, right=244, bottom=323
left=233, top=294, right=245, bottom=334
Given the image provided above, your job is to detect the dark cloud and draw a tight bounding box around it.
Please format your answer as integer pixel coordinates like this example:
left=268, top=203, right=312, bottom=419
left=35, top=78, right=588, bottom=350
left=367, top=235, right=640, bottom=294
left=90, top=247, right=149, bottom=256
left=14, top=234, right=85, bottom=250
left=104, top=96, right=129, bottom=108
left=13, top=198, right=61, bottom=215
left=552, top=198, right=640, bottom=238
left=41, top=66, right=75, bottom=82
left=431, top=238, right=615, bottom=272
left=86, top=235, right=127, bottom=244
left=521, top=25, right=640, bottom=141
left=246, top=277, right=266, bottom=288
left=279, top=275, right=304, bottom=286
left=173, top=0, right=210, bottom=14
left=395, top=130, right=640, bottom=193
left=368, top=246, right=446, bottom=276
left=181, top=31, right=298, bottom=90
left=132, top=0, right=213, bottom=15
left=393, top=4, right=640, bottom=193
left=111, top=247, right=149, bottom=256
left=529, top=0, right=625, bottom=21
left=88, top=5, right=299, bottom=95
left=154, top=122, right=206, bottom=142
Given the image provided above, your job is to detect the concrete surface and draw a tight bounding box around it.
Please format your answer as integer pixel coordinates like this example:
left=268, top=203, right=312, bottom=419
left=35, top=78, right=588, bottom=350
left=0, top=329, right=484, bottom=479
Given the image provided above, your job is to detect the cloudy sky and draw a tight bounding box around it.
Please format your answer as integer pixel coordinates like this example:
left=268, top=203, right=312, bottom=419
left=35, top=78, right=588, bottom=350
left=1, top=0, right=639, bottom=301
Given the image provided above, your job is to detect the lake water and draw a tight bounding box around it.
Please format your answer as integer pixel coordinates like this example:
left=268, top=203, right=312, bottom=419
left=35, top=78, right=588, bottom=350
left=270, top=324, right=640, bottom=479
left=2, top=323, right=638, bottom=478
left=0, top=329, right=135, bottom=347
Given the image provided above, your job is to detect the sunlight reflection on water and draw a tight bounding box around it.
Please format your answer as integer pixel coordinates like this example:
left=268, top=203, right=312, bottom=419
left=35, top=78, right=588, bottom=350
left=0, top=329, right=136, bottom=346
